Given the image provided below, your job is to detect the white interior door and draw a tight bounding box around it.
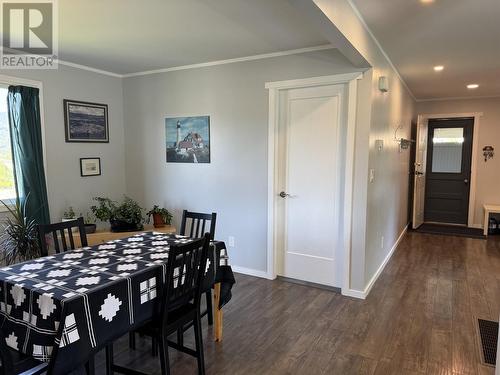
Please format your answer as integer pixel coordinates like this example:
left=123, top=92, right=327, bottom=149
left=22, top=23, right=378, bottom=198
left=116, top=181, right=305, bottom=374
left=276, top=84, right=345, bottom=287
left=412, top=116, right=428, bottom=229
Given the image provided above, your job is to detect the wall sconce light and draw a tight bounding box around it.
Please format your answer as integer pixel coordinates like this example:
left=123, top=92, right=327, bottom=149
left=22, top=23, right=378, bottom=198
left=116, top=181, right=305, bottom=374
left=394, top=124, right=415, bottom=152
left=483, top=145, right=494, bottom=162
left=378, top=76, right=389, bottom=92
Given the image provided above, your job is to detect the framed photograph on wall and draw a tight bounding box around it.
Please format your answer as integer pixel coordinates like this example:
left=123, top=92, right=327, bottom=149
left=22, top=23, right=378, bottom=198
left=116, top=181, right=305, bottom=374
left=165, top=116, right=210, bottom=163
left=64, top=99, right=109, bottom=142
left=80, top=157, right=101, bottom=177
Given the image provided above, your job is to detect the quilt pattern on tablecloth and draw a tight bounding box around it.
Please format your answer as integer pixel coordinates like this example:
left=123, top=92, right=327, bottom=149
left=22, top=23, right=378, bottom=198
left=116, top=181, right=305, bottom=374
left=0, top=232, right=230, bottom=374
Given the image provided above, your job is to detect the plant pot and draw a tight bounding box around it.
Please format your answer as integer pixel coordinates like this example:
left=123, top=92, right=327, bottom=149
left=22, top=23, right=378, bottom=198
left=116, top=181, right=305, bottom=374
left=84, top=224, right=97, bottom=234
left=109, top=219, right=142, bottom=233
left=152, top=213, right=166, bottom=228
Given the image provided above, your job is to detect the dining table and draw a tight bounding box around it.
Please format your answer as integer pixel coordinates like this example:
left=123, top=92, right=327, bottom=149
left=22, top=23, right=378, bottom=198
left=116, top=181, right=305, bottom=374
left=0, top=232, right=235, bottom=374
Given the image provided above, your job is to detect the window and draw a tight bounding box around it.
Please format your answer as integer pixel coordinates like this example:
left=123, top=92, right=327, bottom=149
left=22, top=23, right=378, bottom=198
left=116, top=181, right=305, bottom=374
left=431, top=127, right=464, bottom=173
left=0, top=87, right=16, bottom=201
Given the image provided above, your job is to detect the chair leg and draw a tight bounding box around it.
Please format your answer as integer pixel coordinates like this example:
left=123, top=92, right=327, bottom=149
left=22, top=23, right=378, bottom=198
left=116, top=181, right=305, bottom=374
left=129, top=331, right=136, bottom=350
left=152, top=337, right=158, bottom=357
left=85, top=355, right=95, bottom=375
left=205, top=290, right=213, bottom=326
left=193, top=313, right=205, bottom=375
left=158, top=335, right=171, bottom=375
left=105, top=344, right=114, bottom=375
left=177, top=328, right=184, bottom=346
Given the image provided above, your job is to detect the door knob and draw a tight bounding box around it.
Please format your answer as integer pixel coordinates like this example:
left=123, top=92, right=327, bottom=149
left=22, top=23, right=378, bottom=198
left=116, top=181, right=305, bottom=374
left=415, top=171, right=424, bottom=176
left=279, top=191, right=289, bottom=198
left=464, top=179, right=468, bottom=184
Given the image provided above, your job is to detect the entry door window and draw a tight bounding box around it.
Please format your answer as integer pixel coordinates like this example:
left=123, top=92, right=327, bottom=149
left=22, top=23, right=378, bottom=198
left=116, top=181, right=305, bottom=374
left=431, top=127, right=464, bottom=173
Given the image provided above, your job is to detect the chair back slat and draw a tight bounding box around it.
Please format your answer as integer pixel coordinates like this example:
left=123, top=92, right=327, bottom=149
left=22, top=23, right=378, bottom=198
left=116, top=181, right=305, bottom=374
left=161, top=233, right=210, bottom=325
left=38, top=217, right=88, bottom=256
left=180, top=210, right=217, bottom=240
left=60, top=229, right=68, bottom=250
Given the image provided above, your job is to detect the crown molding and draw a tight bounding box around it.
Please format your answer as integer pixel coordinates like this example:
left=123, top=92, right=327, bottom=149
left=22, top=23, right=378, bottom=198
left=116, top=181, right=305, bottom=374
left=416, top=94, right=500, bottom=102
left=56, top=59, right=123, bottom=78
left=346, top=0, right=416, bottom=102
left=122, top=44, right=336, bottom=78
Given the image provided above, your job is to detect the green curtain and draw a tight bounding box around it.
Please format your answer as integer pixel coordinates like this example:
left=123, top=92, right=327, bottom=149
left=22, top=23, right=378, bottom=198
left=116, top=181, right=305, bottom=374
left=7, top=86, right=50, bottom=225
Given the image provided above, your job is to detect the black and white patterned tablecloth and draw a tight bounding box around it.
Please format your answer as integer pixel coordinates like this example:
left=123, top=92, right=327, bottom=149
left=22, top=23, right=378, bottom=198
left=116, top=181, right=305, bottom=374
left=0, top=232, right=234, bottom=374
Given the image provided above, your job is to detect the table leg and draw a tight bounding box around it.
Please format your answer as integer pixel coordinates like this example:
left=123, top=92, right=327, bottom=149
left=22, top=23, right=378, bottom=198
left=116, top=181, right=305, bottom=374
left=484, top=209, right=489, bottom=236
left=213, top=282, right=223, bottom=342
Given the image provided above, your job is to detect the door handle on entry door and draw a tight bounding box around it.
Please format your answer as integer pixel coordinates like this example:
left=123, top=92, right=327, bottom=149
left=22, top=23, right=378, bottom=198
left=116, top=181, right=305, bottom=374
left=279, top=191, right=290, bottom=198
left=464, top=179, right=469, bottom=184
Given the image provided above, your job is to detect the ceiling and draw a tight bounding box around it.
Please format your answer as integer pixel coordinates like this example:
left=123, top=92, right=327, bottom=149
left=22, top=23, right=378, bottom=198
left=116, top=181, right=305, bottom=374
left=56, top=0, right=328, bottom=75
left=351, top=0, right=500, bottom=100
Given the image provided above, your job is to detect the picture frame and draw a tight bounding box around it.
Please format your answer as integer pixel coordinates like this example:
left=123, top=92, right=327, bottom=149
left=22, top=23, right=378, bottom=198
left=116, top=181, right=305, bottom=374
left=64, top=99, right=109, bottom=143
left=80, top=157, right=101, bottom=177
left=165, top=115, right=210, bottom=163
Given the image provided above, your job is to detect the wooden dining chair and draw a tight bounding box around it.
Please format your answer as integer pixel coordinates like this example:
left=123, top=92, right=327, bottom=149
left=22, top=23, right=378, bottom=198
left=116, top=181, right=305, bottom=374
left=37, top=217, right=88, bottom=256
left=180, top=210, right=217, bottom=240
left=0, top=331, right=47, bottom=375
left=129, top=211, right=217, bottom=350
left=180, top=210, right=216, bottom=324
left=107, top=233, right=211, bottom=375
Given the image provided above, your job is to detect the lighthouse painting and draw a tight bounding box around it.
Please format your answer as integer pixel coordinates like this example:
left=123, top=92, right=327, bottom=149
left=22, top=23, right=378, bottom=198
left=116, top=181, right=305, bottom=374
left=165, top=116, right=210, bottom=163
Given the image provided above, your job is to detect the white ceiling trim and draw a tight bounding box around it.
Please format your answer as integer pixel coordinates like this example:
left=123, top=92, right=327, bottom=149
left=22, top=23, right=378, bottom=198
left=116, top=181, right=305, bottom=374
left=57, top=59, right=123, bottom=78
left=417, top=94, right=500, bottom=103
left=346, top=0, right=416, bottom=102
left=122, top=44, right=336, bottom=78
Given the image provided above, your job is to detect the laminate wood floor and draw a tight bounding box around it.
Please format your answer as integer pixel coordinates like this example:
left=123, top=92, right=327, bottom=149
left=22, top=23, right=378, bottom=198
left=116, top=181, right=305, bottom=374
left=94, top=232, right=500, bottom=374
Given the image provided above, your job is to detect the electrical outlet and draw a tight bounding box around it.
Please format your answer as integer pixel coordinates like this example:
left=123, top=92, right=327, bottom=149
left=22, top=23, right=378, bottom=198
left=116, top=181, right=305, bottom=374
left=369, top=169, right=375, bottom=183
left=381, top=236, right=384, bottom=249
left=228, top=236, right=235, bottom=247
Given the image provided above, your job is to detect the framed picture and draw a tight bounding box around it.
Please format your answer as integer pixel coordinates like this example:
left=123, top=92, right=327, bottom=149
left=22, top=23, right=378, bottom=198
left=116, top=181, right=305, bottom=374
left=64, top=99, right=109, bottom=143
left=165, top=116, right=210, bottom=163
left=80, top=158, right=101, bottom=177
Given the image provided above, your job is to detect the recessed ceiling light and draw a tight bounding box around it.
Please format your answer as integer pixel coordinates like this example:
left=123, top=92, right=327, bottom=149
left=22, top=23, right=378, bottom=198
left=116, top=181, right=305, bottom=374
left=467, top=84, right=479, bottom=89
left=433, top=65, right=444, bottom=71
left=421, top=0, right=434, bottom=3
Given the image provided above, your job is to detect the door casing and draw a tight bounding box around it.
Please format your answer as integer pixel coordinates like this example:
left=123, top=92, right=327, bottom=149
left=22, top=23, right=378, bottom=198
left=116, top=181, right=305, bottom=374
left=415, top=112, right=482, bottom=228
left=424, top=118, right=473, bottom=225
left=265, top=72, right=362, bottom=295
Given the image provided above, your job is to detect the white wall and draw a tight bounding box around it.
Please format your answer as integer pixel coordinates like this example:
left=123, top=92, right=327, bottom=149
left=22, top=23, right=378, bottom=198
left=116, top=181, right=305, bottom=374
left=0, top=65, right=126, bottom=222
left=312, top=0, right=416, bottom=292
left=417, top=97, right=500, bottom=226
left=122, top=50, right=361, bottom=272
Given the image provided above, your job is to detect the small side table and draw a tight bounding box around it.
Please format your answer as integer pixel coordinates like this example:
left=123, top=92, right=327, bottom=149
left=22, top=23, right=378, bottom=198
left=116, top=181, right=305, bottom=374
left=483, top=204, right=500, bottom=236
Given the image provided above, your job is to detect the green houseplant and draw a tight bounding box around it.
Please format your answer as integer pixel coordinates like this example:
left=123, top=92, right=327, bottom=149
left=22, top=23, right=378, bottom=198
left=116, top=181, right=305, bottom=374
left=0, top=196, right=42, bottom=265
left=91, top=196, right=144, bottom=232
left=62, top=206, right=76, bottom=221
left=146, top=205, right=172, bottom=228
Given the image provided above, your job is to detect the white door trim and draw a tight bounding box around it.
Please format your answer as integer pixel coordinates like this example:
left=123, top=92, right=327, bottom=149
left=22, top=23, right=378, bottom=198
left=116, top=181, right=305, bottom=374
left=417, top=112, right=482, bottom=227
left=266, top=72, right=362, bottom=295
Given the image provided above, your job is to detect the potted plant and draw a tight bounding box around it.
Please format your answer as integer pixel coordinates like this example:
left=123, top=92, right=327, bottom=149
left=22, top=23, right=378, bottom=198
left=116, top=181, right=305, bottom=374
left=91, top=196, right=144, bottom=232
left=62, top=206, right=76, bottom=222
left=0, top=196, right=42, bottom=265
left=146, top=205, right=172, bottom=228
left=80, top=212, right=97, bottom=234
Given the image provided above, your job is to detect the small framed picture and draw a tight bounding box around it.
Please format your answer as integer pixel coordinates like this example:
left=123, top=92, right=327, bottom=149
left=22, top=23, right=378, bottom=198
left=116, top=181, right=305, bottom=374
left=64, top=99, right=109, bottom=143
left=80, top=158, right=101, bottom=177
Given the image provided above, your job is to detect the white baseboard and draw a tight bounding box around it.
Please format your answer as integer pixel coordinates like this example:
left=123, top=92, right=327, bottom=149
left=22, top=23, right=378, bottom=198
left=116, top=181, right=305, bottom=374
left=469, top=223, right=483, bottom=229
left=364, top=224, right=408, bottom=298
left=342, top=224, right=408, bottom=300
left=341, top=288, right=366, bottom=299
left=231, top=265, right=272, bottom=279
